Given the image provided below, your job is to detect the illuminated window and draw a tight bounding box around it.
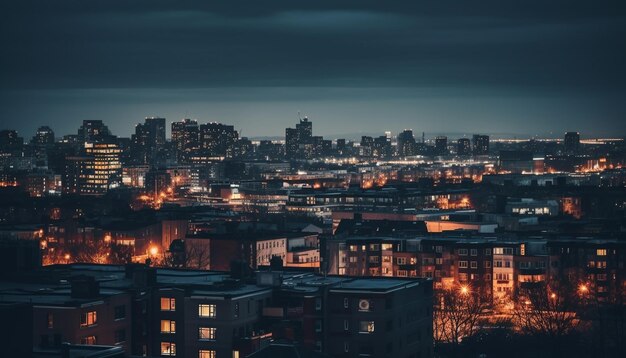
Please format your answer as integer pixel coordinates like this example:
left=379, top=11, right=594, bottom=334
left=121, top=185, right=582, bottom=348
left=199, top=304, right=216, bottom=318
left=161, top=320, right=176, bottom=334
left=161, top=342, right=176, bottom=356
left=47, top=313, right=54, bottom=329
left=199, top=327, right=216, bottom=340
left=459, top=261, right=468, bottom=268
left=597, top=249, right=607, bottom=256
left=161, top=297, right=176, bottom=311
left=359, top=321, right=375, bottom=333
left=80, top=311, right=97, bottom=327
left=199, top=351, right=216, bottom=358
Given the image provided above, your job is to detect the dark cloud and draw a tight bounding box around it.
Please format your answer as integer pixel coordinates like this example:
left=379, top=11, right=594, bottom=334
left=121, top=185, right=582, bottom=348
left=1, top=0, right=625, bottom=137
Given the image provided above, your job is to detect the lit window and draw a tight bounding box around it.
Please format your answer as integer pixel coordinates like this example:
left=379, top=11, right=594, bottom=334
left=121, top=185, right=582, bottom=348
left=459, top=261, right=468, bottom=268
left=359, top=321, right=375, bottom=333
left=161, top=297, right=176, bottom=311
left=80, top=311, right=97, bottom=327
left=199, top=327, right=216, bottom=340
left=199, top=351, right=216, bottom=358
left=199, top=304, right=216, bottom=318
left=161, top=342, right=176, bottom=356
left=161, top=320, right=176, bottom=334
left=47, top=313, right=54, bottom=329
left=597, top=249, right=607, bottom=256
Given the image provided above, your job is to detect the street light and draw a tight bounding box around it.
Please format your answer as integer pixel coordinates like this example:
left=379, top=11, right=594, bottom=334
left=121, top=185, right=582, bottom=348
left=579, top=284, right=589, bottom=294
left=149, top=246, right=159, bottom=256
left=460, top=285, right=469, bottom=295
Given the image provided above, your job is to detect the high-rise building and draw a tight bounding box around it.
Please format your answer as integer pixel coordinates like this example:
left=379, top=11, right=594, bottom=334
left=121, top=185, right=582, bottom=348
left=0, top=130, right=23, bottom=151
left=31, top=126, right=55, bottom=146
left=296, top=117, right=312, bottom=143
left=285, top=117, right=317, bottom=159
left=373, top=135, right=392, bottom=158
left=285, top=128, right=299, bottom=159
left=360, top=136, right=374, bottom=157
left=336, top=138, right=346, bottom=156
left=397, top=129, right=416, bottom=157
left=131, top=117, right=166, bottom=165
left=171, top=118, right=199, bottom=160
left=64, top=142, right=122, bottom=195
left=564, top=131, right=580, bottom=154
left=457, top=138, right=471, bottom=156
left=472, top=134, right=490, bottom=155
left=77, top=120, right=112, bottom=143
left=435, top=136, right=448, bottom=155
left=199, top=122, right=238, bottom=157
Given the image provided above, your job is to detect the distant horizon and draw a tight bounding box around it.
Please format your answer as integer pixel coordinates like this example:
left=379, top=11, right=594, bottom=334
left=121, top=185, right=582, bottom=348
left=3, top=117, right=625, bottom=143
left=2, top=1, right=625, bottom=141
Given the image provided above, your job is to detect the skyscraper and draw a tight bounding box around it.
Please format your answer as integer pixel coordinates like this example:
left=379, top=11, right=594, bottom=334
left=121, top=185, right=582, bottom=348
left=285, top=116, right=317, bottom=159
left=31, top=126, right=55, bottom=146
left=435, top=136, right=448, bottom=155
left=171, top=118, right=199, bottom=160
left=564, top=131, right=580, bottom=154
left=77, top=120, right=112, bottom=143
left=472, top=134, right=490, bottom=155
left=397, top=129, right=416, bottom=157
left=131, top=117, right=166, bottom=165
left=285, top=128, right=299, bottom=159
left=64, top=142, right=122, bottom=195
left=199, top=122, right=238, bottom=157
left=457, top=138, right=471, bottom=156
left=295, top=117, right=312, bottom=143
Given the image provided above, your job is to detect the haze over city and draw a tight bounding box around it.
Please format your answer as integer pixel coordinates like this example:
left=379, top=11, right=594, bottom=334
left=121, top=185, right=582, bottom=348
left=1, top=0, right=625, bottom=137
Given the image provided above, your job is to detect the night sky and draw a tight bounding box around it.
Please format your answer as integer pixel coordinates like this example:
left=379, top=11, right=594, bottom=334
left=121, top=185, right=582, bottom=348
left=1, top=1, right=625, bottom=139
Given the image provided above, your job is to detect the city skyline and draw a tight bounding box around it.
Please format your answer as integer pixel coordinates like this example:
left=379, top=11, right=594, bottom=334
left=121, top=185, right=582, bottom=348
left=0, top=115, right=618, bottom=142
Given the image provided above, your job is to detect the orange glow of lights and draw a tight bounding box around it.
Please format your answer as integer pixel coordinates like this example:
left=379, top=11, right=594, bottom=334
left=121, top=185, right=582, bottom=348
left=550, top=293, right=557, bottom=299
left=579, top=284, right=589, bottom=294
left=149, top=246, right=159, bottom=256
left=460, top=286, right=469, bottom=295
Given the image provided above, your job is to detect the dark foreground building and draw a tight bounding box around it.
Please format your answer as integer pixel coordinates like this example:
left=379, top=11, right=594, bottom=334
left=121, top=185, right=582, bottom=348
left=0, top=261, right=433, bottom=358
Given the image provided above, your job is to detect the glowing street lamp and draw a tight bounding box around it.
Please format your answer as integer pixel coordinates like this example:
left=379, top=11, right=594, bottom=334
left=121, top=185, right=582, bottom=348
left=149, top=246, right=159, bottom=256
left=460, top=285, right=469, bottom=295
left=578, top=284, right=589, bottom=294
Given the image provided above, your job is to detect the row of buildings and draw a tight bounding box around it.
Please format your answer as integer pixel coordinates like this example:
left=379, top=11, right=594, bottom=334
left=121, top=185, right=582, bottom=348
left=0, top=260, right=433, bottom=358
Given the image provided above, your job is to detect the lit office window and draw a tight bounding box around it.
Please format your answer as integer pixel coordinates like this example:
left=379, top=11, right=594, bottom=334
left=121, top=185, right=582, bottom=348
left=199, top=304, right=216, bottom=318
left=161, top=342, right=176, bottom=356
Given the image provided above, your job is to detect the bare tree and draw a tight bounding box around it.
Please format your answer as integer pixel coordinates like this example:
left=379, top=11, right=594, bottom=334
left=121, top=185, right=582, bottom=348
left=434, top=284, right=489, bottom=345
left=512, top=281, right=580, bottom=338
